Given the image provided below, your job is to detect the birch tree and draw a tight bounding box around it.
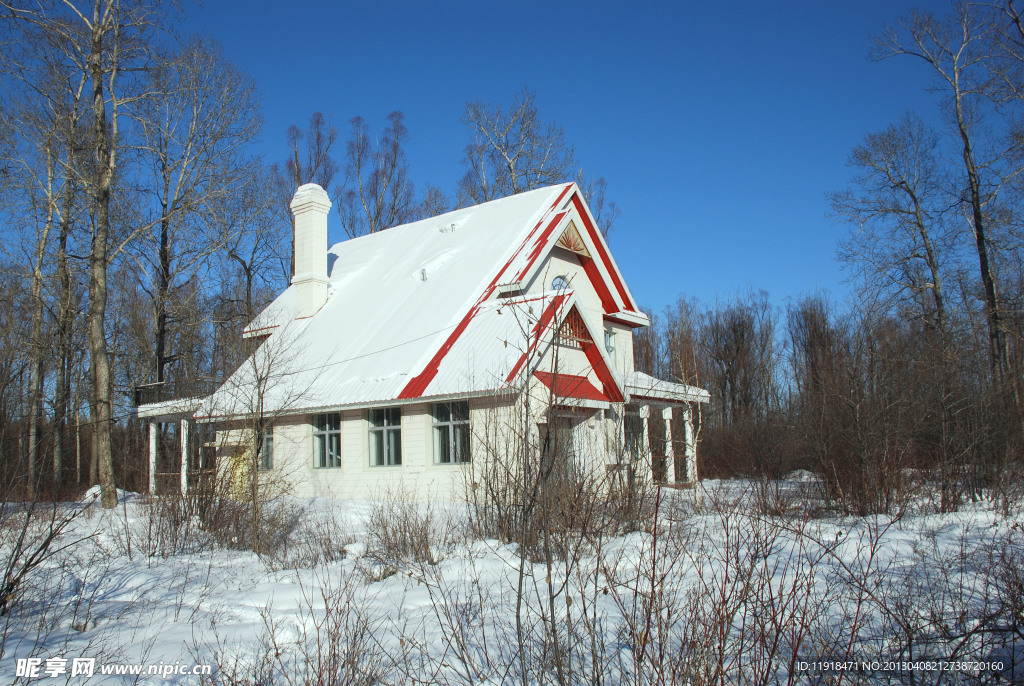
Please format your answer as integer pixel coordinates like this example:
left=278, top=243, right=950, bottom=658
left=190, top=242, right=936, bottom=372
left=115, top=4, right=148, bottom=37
left=131, top=36, right=262, bottom=388
left=458, top=88, right=619, bottom=235
left=1, top=0, right=166, bottom=508
left=875, top=4, right=1018, bottom=386
left=0, top=4, right=90, bottom=495
left=336, top=111, right=424, bottom=238
left=830, top=113, right=954, bottom=342
left=272, top=111, right=339, bottom=278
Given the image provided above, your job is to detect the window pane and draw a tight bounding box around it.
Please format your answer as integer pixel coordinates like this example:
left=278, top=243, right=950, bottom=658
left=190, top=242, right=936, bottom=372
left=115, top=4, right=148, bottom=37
left=436, top=425, right=451, bottom=464
left=386, top=407, right=400, bottom=426
left=370, top=430, right=383, bottom=466
left=328, top=433, right=341, bottom=468
left=388, top=428, right=402, bottom=465
left=317, top=435, right=327, bottom=468
left=454, top=424, right=470, bottom=463
left=433, top=403, right=450, bottom=423
left=370, top=409, right=384, bottom=427
left=452, top=401, right=469, bottom=422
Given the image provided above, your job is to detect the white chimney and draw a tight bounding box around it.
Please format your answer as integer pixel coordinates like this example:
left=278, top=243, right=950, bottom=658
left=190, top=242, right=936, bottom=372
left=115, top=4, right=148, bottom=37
left=290, top=183, right=332, bottom=319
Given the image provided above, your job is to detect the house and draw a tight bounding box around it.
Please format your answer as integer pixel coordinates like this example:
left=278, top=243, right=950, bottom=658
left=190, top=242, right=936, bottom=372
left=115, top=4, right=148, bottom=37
left=135, top=182, right=708, bottom=499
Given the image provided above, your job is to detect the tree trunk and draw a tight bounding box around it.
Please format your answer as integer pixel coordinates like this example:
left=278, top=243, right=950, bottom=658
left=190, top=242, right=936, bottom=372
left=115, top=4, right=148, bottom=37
left=53, top=191, right=74, bottom=490
left=88, top=0, right=117, bottom=509
left=27, top=137, right=57, bottom=500
left=155, top=210, right=171, bottom=383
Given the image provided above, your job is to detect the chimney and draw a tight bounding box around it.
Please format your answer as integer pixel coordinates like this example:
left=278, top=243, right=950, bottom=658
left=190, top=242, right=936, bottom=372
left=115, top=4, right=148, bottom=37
left=290, top=183, right=332, bottom=319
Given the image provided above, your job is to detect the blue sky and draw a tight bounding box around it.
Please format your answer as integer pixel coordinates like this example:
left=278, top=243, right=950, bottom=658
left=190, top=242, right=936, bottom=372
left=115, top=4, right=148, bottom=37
left=184, top=0, right=941, bottom=315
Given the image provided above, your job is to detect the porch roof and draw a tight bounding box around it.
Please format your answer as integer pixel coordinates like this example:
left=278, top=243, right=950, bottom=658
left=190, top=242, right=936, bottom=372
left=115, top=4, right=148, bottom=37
left=623, top=371, right=709, bottom=405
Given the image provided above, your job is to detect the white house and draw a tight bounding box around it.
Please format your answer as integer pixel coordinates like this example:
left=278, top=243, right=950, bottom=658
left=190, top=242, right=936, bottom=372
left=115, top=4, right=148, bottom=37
left=136, top=182, right=708, bottom=499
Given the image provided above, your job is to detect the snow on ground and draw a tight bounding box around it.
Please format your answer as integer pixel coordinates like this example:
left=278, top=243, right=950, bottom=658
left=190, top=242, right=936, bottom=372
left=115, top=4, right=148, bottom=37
left=2, top=480, right=1022, bottom=684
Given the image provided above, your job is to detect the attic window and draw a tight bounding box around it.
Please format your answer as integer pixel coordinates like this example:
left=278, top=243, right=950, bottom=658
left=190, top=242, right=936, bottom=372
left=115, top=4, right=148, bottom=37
left=557, top=310, right=591, bottom=349
left=552, top=275, right=570, bottom=291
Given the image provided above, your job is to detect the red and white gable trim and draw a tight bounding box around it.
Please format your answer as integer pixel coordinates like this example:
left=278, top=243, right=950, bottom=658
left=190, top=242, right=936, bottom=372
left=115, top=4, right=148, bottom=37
left=399, top=183, right=643, bottom=402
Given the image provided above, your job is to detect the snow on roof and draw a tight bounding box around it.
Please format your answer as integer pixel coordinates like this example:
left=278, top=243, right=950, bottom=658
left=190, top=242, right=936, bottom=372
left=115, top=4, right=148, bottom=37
left=202, top=185, right=592, bottom=418
left=623, top=371, right=710, bottom=404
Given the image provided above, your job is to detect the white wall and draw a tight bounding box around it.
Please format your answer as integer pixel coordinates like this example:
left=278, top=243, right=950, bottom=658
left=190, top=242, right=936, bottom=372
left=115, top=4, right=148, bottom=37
left=258, top=400, right=519, bottom=500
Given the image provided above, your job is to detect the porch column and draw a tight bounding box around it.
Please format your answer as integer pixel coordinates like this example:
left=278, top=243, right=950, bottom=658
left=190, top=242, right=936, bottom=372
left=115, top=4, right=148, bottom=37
left=639, top=404, right=653, bottom=482
left=180, top=418, right=190, bottom=497
left=148, top=421, right=158, bottom=495
left=682, top=405, right=697, bottom=484
left=614, top=405, right=626, bottom=463
left=662, top=407, right=675, bottom=484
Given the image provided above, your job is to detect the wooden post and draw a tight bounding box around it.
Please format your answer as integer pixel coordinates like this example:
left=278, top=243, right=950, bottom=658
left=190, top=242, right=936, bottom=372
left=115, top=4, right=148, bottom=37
left=662, top=406, right=675, bottom=484
left=180, top=418, right=189, bottom=497
left=148, top=421, right=158, bottom=495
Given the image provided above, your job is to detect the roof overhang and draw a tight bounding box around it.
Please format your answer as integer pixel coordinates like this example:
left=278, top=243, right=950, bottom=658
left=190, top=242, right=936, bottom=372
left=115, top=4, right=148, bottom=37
left=604, top=310, right=651, bottom=328
left=194, top=387, right=516, bottom=423
left=624, top=372, right=710, bottom=405
left=135, top=396, right=207, bottom=420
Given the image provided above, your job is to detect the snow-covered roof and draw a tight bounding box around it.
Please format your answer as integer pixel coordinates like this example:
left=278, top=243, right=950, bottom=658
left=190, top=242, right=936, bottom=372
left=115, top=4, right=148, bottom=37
left=623, top=371, right=710, bottom=404
left=199, top=183, right=645, bottom=419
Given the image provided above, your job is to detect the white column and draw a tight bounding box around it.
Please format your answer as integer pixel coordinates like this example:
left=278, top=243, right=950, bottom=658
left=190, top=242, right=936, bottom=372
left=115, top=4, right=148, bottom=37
left=180, top=418, right=189, bottom=497
left=639, top=404, right=652, bottom=482
left=148, top=421, right=158, bottom=495
left=662, top=407, right=675, bottom=484
left=683, top=405, right=697, bottom=484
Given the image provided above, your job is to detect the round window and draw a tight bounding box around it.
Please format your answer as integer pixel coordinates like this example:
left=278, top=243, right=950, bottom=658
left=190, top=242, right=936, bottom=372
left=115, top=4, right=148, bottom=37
left=552, top=275, right=569, bottom=290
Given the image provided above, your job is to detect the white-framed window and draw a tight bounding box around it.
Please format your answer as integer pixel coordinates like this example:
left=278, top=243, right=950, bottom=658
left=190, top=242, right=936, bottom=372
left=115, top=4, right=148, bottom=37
left=369, top=407, right=402, bottom=466
left=259, top=424, right=274, bottom=471
left=605, top=327, right=616, bottom=355
left=433, top=401, right=470, bottom=464
left=313, top=413, right=341, bottom=468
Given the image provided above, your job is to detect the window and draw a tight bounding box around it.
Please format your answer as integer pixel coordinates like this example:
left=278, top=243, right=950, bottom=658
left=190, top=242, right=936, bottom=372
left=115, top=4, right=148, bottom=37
left=552, top=275, right=569, bottom=290
left=369, top=407, right=402, bottom=466
left=604, top=328, right=615, bottom=353
left=259, top=425, right=274, bottom=471
left=433, top=401, right=470, bottom=464
left=313, top=413, right=341, bottom=468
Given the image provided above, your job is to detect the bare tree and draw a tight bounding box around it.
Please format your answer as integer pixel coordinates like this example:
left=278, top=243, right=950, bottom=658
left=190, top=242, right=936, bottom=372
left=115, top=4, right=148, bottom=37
left=459, top=88, right=620, bottom=235
left=336, top=111, right=422, bottom=238
left=205, top=322, right=312, bottom=554
left=130, top=36, right=262, bottom=388
left=457, top=88, right=577, bottom=205
left=875, top=4, right=1018, bottom=388
left=271, top=111, right=339, bottom=276
left=0, top=5, right=92, bottom=496
left=831, top=113, right=954, bottom=342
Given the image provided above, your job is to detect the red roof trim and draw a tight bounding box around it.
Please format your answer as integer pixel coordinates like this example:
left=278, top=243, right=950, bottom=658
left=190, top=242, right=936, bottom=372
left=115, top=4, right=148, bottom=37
left=569, top=193, right=639, bottom=312
left=583, top=338, right=624, bottom=402
left=399, top=185, right=573, bottom=399
left=535, top=371, right=608, bottom=402
left=514, top=211, right=566, bottom=282
left=503, top=294, right=567, bottom=384
left=504, top=301, right=624, bottom=403
left=581, top=256, right=618, bottom=313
